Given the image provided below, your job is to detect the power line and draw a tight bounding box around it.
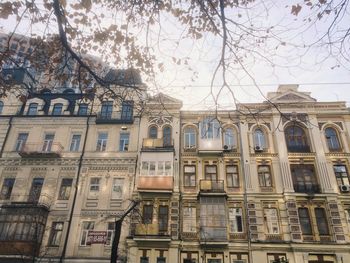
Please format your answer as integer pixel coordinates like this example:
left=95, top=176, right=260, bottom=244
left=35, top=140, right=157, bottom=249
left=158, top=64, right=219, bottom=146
left=166, top=82, right=350, bottom=87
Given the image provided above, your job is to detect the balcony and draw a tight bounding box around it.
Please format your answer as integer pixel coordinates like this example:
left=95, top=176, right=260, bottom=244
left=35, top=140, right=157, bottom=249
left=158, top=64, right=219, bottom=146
left=287, top=145, right=311, bottom=153
left=293, top=184, right=320, bottom=194
left=198, top=138, right=223, bottom=154
left=134, top=223, right=171, bottom=242
left=95, top=111, right=133, bottom=124
left=18, top=143, right=63, bottom=158
left=141, top=138, right=174, bottom=151
left=0, top=193, right=53, bottom=210
left=200, top=180, right=225, bottom=193
left=200, top=226, right=228, bottom=246
left=137, top=176, right=173, bottom=192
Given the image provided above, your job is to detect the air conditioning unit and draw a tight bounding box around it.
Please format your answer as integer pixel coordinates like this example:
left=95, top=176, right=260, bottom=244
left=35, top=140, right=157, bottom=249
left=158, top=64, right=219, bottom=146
left=339, top=185, right=350, bottom=192
left=254, top=145, right=263, bottom=152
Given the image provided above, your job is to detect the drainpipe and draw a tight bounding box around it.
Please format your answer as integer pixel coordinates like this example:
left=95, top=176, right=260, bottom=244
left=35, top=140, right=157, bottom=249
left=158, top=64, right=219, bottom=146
left=60, top=110, right=92, bottom=263
left=0, top=115, right=13, bottom=158
left=238, top=121, right=253, bottom=263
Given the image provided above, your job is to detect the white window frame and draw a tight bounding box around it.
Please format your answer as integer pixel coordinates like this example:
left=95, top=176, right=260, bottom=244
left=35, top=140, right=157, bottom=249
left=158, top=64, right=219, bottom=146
left=70, top=134, right=81, bottom=152
left=228, top=207, right=244, bottom=233
left=183, top=206, right=196, bottom=232
left=141, top=161, right=173, bottom=176
left=119, top=133, right=129, bottom=151
left=184, top=127, right=196, bottom=148
left=80, top=221, right=94, bottom=246
left=15, top=132, right=28, bottom=151
left=90, top=178, right=100, bottom=192
left=96, top=132, right=108, bottom=152
left=264, top=208, right=280, bottom=234
left=111, top=178, right=124, bottom=199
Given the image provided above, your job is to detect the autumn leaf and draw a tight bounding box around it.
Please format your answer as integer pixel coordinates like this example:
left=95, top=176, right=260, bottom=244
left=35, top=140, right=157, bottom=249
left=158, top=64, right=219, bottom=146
left=291, top=4, right=302, bottom=16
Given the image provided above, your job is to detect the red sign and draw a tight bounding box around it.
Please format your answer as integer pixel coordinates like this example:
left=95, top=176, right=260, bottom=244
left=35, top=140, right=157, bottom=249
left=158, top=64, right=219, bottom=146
left=86, top=231, right=107, bottom=244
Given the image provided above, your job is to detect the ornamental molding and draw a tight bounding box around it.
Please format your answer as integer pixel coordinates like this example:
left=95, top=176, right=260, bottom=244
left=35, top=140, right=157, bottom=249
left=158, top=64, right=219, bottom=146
left=148, top=116, right=173, bottom=127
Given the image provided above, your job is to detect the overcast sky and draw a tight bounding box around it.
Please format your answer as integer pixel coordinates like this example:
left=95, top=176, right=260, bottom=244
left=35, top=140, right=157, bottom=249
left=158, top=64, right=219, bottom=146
left=1, top=0, right=350, bottom=109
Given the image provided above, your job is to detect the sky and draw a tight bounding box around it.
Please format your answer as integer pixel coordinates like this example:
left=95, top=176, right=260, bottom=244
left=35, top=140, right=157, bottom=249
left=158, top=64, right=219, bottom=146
left=1, top=0, right=350, bottom=110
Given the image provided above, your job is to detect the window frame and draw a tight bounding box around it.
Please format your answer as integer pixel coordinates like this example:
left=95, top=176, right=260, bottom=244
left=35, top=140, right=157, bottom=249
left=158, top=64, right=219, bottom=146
left=228, top=207, right=244, bottom=233
left=163, top=126, right=172, bottom=147
left=226, top=165, right=239, bottom=188
left=158, top=205, right=169, bottom=233
left=58, top=178, right=73, bottom=200
left=111, top=178, right=124, bottom=199
left=15, top=132, right=28, bottom=152
left=290, top=164, right=318, bottom=193
left=204, top=165, right=218, bottom=181
left=0, top=178, right=15, bottom=200
left=184, top=126, right=197, bottom=149
left=257, top=165, right=272, bottom=187
left=333, top=165, right=349, bottom=186
left=223, top=127, right=236, bottom=149
left=0, top=101, right=3, bottom=114
left=298, top=207, right=313, bottom=235
left=184, top=165, right=196, bottom=187
left=325, top=127, right=341, bottom=151
left=142, top=204, right=153, bottom=224
left=48, top=222, right=64, bottom=247
left=315, top=207, right=330, bottom=236
left=78, top=103, right=88, bottom=116
left=284, top=125, right=310, bottom=152
left=183, top=206, right=197, bottom=232
left=80, top=221, right=94, bottom=246
left=121, top=101, right=133, bottom=120
left=52, top=103, right=63, bottom=115
left=96, top=132, right=108, bottom=151
left=27, top=103, right=38, bottom=116
left=42, top=133, right=55, bottom=152
left=263, top=208, right=280, bottom=234
left=253, top=128, right=266, bottom=150
left=119, top=133, right=130, bottom=151
left=70, top=134, right=81, bottom=152
left=149, top=126, right=158, bottom=139
left=105, top=222, right=115, bottom=246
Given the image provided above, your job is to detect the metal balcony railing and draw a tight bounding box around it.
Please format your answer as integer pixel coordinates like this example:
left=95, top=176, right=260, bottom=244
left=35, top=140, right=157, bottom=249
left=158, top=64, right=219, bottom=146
left=18, top=143, right=63, bottom=157
left=142, top=138, right=174, bottom=150
left=287, top=145, right=311, bottom=153
left=293, top=184, right=320, bottom=194
left=96, top=111, right=133, bottom=123
left=0, top=193, right=53, bottom=210
left=200, top=180, right=225, bottom=192
left=134, top=223, right=169, bottom=236
left=200, top=226, right=227, bottom=241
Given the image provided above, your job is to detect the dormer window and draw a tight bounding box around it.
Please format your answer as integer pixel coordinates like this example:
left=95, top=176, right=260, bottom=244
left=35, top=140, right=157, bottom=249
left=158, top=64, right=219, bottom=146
left=78, top=104, right=88, bottom=116
left=254, top=128, right=266, bottom=151
left=27, top=103, right=38, bottom=116
left=52, top=103, right=63, bottom=115
left=121, top=101, right=133, bottom=120
left=325, top=127, right=341, bottom=151
left=100, top=101, right=113, bottom=119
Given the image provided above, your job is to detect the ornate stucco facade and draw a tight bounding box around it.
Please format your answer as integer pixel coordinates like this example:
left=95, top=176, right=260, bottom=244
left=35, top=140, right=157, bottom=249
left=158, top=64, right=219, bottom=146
left=0, top=84, right=350, bottom=263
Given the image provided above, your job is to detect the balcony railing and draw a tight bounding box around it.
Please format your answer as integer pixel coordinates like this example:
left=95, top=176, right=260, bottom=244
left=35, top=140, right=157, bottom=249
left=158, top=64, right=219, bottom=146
left=0, top=193, right=53, bottom=210
left=142, top=138, right=174, bottom=151
left=293, top=184, right=320, bottom=194
left=18, top=143, right=63, bottom=158
left=137, top=176, right=173, bottom=191
left=200, top=226, right=227, bottom=241
left=200, top=180, right=225, bottom=193
left=287, top=145, right=311, bottom=153
left=134, top=223, right=169, bottom=236
left=96, top=111, right=133, bottom=124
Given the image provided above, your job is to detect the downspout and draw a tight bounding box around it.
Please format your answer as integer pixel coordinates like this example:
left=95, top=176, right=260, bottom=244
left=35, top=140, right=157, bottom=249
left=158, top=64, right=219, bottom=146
left=60, top=110, right=92, bottom=263
left=238, top=122, right=253, bottom=263
left=0, top=115, right=13, bottom=158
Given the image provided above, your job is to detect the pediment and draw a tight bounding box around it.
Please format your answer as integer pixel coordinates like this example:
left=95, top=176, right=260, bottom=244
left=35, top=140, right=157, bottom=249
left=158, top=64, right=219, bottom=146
left=267, top=85, right=316, bottom=103
left=149, top=93, right=182, bottom=105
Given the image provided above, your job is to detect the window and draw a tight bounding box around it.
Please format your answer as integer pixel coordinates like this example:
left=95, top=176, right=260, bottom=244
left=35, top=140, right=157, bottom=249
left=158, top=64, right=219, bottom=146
left=183, top=207, right=196, bottom=232
left=290, top=164, right=318, bottom=193
left=284, top=125, right=310, bottom=152
left=200, top=197, right=227, bottom=240
left=228, top=207, right=243, bottom=233
left=0, top=178, right=15, bottom=200
left=106, top=222, right=115, bottom=246
left=258, top=165, right=272, bottom=187
left=184, top=165, right=196, bottom=187
left=58, top=178, right=73, bottom=200
left=140, top=257, right=149, bottom=263
left=48, top=222, right=64, bottom=246
left=157, top=257, right=166, bottom=263
left=163, top=126, right=172, bottom=146
left=70, top=134, right=81, bottom=152
left=42, top=133, right=54, bottom=152
left=325, top=127, right=341, bottom=151
left=334, top=165, right=349, bottom=186
left=184, top=126, right=196, bottom=149
left=142, top=205, right=153, bottom=224
left=27, top=103, right=38, bottom=115
left=111, top=178, right=124, bottom=199
left=205, top=165, right=217, bottom=181
left=264, top=208, right=279, bottom=234
left=224, top=128, right=236, bottom=149
left=90, top=178, right=100, bottom=192
left=119, top=133, right=129, bottom=151
left=200, top=118, right=220, bottom=139
left=158, top=205, right=169, bottom=233
left=28, top=178, right=44, bottom=202
left=15, top=133, right=28, bottom=151
left=52, top=103, right=63, bottom=115
left=315, top=208, right=329, bottom=235
left=298, top=207, right=312, bottom=235
left=100, top=101, right=113, bottom=119
left=121, top=101, right=133, bottom=120
left=80, top=221, right=94, bottom=246
left=78, top=104, right=88, bottom=115
left=149, top=126, right=158, bottom=139
left=0, top=101, right=3, bottom=114
left=254, top=128, right=266, bottom=150
left=141, top=161, right=172, bottom=176
left=226, top=165, right=239, bottom=187
left=96, top=132, right=108, bottom=151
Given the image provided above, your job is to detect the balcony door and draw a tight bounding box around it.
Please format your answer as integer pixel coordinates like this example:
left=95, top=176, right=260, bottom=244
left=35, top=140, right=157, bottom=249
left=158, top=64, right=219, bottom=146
left=205, top=165, right=217, bottom=181
left=28, top=178, right=44, bottom=203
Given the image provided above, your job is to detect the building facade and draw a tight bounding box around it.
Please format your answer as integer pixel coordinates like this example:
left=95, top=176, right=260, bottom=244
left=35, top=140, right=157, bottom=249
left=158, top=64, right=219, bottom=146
left=1, top=81, right=350, bottom=263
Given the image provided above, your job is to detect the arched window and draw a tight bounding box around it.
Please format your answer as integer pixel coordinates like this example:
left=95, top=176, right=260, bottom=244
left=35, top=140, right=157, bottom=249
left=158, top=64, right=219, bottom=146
left=52, top=103, right=63, bottom=115
left=149, top=126, right=158, bottom=139
left=27, top=103, right=38, bottom=116
left=163, top=126, right=172, bottom=147
left=184, top=126, right=196, bottom=149
left=0, top=101, right=3, bottom=114
left=254, top=128, right=266, bottom=151
left=223, top=127, right=236, bottom=149
left=325, top=127, right=341, bottom=151
left=284, top=125, right=310, bottom=152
